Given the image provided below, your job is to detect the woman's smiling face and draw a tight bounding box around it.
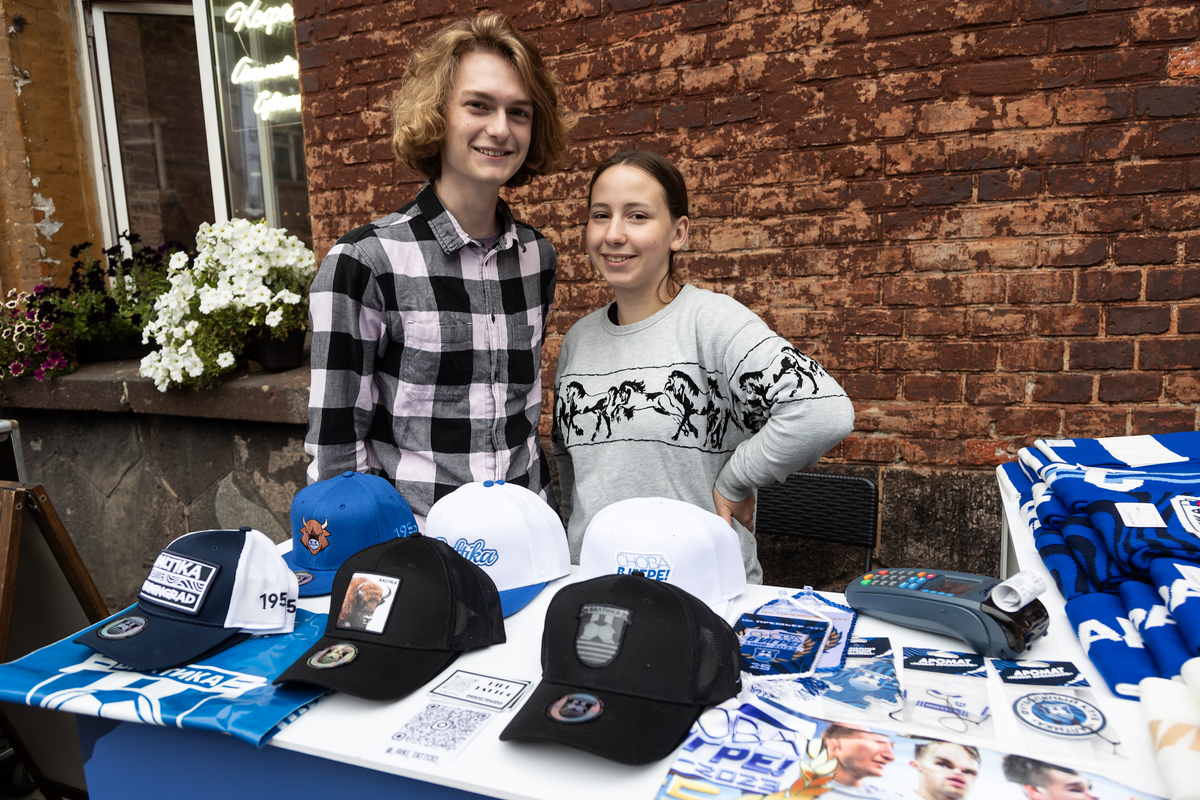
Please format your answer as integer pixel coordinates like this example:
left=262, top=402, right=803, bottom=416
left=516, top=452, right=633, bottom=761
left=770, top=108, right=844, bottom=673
left=586, top=163, right=688, bottom=307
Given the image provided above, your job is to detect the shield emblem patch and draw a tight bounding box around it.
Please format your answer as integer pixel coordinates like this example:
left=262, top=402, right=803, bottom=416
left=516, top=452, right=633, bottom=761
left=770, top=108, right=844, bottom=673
left=575, top=604, right=633, bottom=667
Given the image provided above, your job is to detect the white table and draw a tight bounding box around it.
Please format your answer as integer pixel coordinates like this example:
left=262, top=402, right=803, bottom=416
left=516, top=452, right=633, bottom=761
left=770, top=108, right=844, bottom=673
left=77, top=505, right=1167, bottom=799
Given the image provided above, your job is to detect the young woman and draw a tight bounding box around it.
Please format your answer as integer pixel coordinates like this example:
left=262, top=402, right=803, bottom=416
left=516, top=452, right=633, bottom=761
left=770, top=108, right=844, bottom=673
left=552, top=151, right=855, bottom=583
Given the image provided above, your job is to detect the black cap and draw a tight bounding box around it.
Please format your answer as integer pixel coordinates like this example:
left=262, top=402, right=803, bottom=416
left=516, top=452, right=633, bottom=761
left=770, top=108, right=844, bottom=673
left=275, top=535, right=505, bottom=700
left=499, top=573, right=741, bottom=765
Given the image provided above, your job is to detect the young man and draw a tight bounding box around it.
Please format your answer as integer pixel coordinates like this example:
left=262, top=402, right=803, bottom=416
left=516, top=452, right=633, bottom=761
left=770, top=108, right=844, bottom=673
left=908, top=741, right=981, bottom=800
left=1002, top=756, right=1099, bottom=800
left=820, top=724, right=904, bottom=799
left=305, top=14, right=571, bottom=522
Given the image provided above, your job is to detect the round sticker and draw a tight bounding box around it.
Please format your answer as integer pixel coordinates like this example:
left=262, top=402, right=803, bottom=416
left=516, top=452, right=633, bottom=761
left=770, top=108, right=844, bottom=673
left=294, top=571, right=314, bottom=586
left=1013, top=692, right=1106, bottom=737
left=547, top=692, right=603, bottom=724
left=307, top=643, right=358, bottom=669
left=97, top=616, right=148, bottom=640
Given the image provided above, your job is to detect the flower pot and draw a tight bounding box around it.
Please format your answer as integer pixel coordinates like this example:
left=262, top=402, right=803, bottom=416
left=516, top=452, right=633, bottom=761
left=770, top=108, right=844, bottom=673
left=75, top=335, right=155, bottom=363
left=244, top=329, right=306, bottom=372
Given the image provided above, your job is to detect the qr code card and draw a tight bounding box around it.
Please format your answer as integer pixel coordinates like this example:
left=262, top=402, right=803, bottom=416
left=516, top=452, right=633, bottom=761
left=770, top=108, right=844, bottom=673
left=382, top=701, right=495, bottom=768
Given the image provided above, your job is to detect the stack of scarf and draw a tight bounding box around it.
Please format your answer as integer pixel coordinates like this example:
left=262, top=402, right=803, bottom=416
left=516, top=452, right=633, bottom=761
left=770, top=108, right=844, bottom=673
left=999, top=432, right=1200, bottom=699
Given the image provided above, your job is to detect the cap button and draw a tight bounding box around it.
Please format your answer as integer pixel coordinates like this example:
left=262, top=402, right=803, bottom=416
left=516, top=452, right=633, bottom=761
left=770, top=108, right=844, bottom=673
left=483, top=480, right=494, bottom=487
left=342, top=471, right=355, bottom=478
left=496, top=479, right=505, bottom=485
left=649, top=498, right=663, bottom=505
left=239, top=526, right=252, bottom=533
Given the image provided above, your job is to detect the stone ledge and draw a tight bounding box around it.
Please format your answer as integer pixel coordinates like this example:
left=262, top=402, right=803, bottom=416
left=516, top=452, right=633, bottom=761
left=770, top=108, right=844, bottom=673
left=0, top=359, right=309, bottom=425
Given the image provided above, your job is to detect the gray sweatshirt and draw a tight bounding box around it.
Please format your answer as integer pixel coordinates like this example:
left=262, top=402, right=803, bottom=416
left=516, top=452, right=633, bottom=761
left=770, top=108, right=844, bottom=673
left=552, top=284, right=856, bottom=583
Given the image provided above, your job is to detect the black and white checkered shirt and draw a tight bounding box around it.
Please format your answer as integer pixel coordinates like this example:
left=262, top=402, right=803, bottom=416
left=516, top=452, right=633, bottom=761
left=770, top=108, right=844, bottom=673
left=305, top=183, right=558, bottom=520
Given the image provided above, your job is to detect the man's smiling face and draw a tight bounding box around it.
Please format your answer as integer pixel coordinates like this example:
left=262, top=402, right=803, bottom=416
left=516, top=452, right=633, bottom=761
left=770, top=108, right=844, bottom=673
left=438, top=49, right=533, bottom=193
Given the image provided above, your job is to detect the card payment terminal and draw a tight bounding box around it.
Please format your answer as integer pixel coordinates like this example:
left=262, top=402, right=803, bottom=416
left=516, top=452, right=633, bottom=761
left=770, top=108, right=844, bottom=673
left=845, top=568, right=1049, bottom=659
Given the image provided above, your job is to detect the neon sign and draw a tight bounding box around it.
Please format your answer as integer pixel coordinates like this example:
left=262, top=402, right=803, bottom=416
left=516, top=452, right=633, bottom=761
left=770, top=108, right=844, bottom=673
left=254, top=90, right=301, bottom=121
left=230, top=55, right=299, bottom=85
left=224, top=1, right=294, bottom=35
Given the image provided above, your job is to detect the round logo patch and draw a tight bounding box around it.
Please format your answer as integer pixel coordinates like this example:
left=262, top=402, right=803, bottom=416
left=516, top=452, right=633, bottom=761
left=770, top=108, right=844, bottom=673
left=1013, top=692, right=1106, bottom=737
left=294, top=571, right=314, bottom=586
left=547, top=692, right=603, bottom=724
left=97, top=615, right=148, bottom=640
left=307, top=643, right=358, bottom=669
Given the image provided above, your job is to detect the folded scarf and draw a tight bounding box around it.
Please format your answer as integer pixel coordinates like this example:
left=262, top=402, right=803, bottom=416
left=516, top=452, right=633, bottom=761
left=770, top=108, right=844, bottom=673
left=1065, top=592, right=1160, bottom=699
left=1149, top=558, right=1200, bottom=656
left=1120, top=579, right=1192, bottom=679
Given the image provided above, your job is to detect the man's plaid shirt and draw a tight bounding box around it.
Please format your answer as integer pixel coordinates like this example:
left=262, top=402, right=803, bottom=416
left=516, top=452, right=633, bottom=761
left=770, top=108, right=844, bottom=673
left=305, top=184, right=558, bottom=520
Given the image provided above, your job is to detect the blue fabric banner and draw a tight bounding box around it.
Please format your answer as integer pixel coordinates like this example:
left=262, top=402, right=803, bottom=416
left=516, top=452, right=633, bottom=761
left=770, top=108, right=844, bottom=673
left=0, top=608, right=329, bottom=747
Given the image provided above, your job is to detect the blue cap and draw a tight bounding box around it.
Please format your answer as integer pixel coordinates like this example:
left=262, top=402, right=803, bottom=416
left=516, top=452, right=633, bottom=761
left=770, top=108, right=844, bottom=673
left=284, top=472, right=418, bottom=595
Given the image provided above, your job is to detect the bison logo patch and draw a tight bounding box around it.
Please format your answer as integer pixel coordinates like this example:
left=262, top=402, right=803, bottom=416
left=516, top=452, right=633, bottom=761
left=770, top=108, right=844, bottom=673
left=300, top=517, right=332, bottom=556
left=336, top=573, right=400, bottom=634
left=575, top=604, right=632, bottom=668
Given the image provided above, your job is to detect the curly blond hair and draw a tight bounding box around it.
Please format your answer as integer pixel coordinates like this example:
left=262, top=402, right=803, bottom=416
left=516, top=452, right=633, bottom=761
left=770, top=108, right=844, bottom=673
left=390, top=13, right=572, bottom=187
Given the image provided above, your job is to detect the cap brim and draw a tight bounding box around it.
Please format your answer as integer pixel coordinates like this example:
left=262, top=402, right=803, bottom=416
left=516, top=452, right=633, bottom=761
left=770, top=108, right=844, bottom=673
left=499, top=679, right=704, bottom=765
left=274, top=636, right=461, bottom=701
left=498, top=582, right=547, bottom=617
left=75, top=612, right=247, bottom=672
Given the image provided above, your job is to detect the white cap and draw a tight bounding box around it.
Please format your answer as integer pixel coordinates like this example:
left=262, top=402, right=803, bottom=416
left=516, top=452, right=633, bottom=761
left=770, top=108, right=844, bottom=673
left=224, top=528, right=300, bottom=634
left=579, top=497, right=747, bottom=617
left=425, top=480, right=570, bottom=616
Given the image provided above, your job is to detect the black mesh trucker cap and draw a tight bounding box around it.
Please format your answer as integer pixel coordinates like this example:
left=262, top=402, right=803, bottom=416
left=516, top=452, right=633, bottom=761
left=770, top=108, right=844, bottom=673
left=275, top=534, right=505, bottom=701
left=499, top=573, right=741, bottom=765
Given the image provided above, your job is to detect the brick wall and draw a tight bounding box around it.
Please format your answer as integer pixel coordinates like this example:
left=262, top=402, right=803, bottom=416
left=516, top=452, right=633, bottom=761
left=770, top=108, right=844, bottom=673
left=295, top=0, right=1200, bottom=580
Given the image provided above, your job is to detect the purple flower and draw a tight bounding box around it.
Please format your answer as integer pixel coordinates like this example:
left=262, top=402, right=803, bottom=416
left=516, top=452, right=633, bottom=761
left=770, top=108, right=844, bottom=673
left=9, top=361, right=23, bottom=377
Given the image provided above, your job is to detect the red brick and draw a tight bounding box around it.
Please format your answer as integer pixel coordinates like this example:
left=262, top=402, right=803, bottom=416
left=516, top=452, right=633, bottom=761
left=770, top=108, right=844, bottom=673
left=1169, top=43, right=1200, bottom=79
left=1130, top=7, right=1200, bottom=43
left=1057, top=15, right=1125, bottom=49
left=939, top=343, right=1000, bottom=371
left=1070, top=340, right=1136, bottom=369
left=1063, top=408, right=1130, bottom=438
left=1114, top=236, right=1179, bottom=265
left=1099, top=373, right=1162, bottom=402
left=879, top=342, right=941, bottom=370
left=1108, top=305, right=1172, bottom=336
left=1148, top=195, right=1200, bottom=230
left=1137, top=86, right=1200, bottom=117
left=904, top=374, right=962, bottom=402
left=885, top=141, right=947, bottom=175
left=908, top=240, right=1037, bottom=272
left=1026, top=0, right=1087, bottom=21
left=1008, top=272, right=1074, bottom=303
left=947, top=130, right=1085, bottom=170
left=1055, top=88, right=1131, bottom=124
left=1079, top=269, right=1143, bottom=301
left=881, top=210, right=942, bottom=240
left=900, top=439, right=1017, bottom=468
left=1149, top=121, right=1200, bottom=157
left=906, top=309, right=965, bottom=336
left=909, top=175, right=973, bottom=206
left=842, top=373, right=900, bottom=400
left=978, top=169, right=1040, bottom=201
left=955, top=61, right=1035, bottom=96
left=1181, top=304, right=1200, bottom=332
left=660, top=102, right=707, bottom=128
left=942, top=201, right=1072, bottom=238
left=851, top=180, right=909, bottom=209
left=1037, top=306, right=1101, bottom=335
left=1089, top=124, right=1154, bottom=160
left=1166, top=373, right=1200, bottom=403
left=833, top=435, right=898, bottom=463
left=1045, top=166, right=1112, bottom=196
left=1141, top=339, right=1200, bottom=369
left=883, top=274, right=1006, bottom=306
left=1033, top=374, right=1094, bottom=403
left=1041, top=236, right=1107, bottom=266
left=993, top=408, right=1063, bottom=436
left=1076, top=199, right=1143, bottom=233
left=1031, top=54, right=1090, bottom=89
left=965, top=375, right=1026, bottom=404
left=968, top=309, right=1034, bottom=337
left=1132, top=408, right=1198, bottom=434
left=1114, top=162, right=1184, bottom=195
left=1095, top=49, right=1168, bottom=82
